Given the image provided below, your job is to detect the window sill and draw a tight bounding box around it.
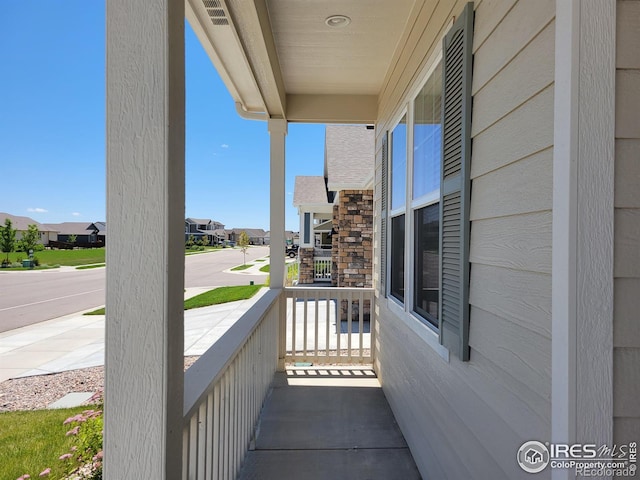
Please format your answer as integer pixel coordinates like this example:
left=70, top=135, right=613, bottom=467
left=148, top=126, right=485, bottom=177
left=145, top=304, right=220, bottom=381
left=386, top=298, right=450, bottom=363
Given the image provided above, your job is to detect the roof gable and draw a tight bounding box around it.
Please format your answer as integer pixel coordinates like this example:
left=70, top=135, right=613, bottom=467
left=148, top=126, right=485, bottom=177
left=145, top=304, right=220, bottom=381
left=43, top=222, right=95, bottom=235
left=0, top=212, right=52, bottom=231
left=325, top=125, right=375, bottom=190
left=293, top=176, right=329, bottom=207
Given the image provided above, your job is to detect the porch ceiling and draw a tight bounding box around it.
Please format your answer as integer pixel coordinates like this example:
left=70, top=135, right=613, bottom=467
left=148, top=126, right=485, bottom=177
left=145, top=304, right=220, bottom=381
left=186, top=0, right=417, bottom=123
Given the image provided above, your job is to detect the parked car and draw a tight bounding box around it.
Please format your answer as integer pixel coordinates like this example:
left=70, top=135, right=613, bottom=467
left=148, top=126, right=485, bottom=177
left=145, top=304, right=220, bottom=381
left=285, top=244, right=299, bottom=258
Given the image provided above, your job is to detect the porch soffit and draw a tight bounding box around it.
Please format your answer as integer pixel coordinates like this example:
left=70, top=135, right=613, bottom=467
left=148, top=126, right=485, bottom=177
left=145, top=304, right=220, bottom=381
left=187, top=0, right=417, bottom=123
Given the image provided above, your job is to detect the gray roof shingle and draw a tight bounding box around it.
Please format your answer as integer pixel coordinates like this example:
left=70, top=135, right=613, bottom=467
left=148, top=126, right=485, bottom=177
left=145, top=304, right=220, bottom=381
left=292, top=176, right=328, bottom=207
left=324, top=125, right=374, bottom=190
left=43, top=222, right=95, bottom=235
left=0, top=212, right=55, bottom=232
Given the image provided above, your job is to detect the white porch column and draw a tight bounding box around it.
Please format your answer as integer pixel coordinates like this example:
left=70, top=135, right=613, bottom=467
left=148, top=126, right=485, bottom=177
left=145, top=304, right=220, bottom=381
left=105, top=0, right=185, bottom=478
left=552, top=2, right=615, bottom=478
left=269, top=118, right=288, bottom=288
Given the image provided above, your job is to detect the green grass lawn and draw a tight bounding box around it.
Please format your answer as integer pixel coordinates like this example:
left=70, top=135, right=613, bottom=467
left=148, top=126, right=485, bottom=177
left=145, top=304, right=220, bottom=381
left=1, top=248, right=105, bottom=267
left=85, top=284, right=262, bottom=315
left=0, top=406, right=89, bottom=480
left=76, top=263, right=106, bottom=270
left=259, top=264, right=270, bottom=273
left=231, top=264, right=252, bottom=271
left=184, top=285, right=261, bottom=310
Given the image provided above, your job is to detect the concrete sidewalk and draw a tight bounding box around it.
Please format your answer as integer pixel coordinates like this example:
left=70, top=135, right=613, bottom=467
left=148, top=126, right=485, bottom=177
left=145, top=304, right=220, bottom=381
left=0, top=288, right=268, bottom=384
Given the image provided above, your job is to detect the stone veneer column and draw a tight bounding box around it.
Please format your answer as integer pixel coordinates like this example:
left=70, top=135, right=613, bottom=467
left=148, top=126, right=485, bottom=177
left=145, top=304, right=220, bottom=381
left=331, top=204, right=339, bottom=286
left=298, top=247, right=315, bottom=284
left=334, top=190, right=374, bottom=288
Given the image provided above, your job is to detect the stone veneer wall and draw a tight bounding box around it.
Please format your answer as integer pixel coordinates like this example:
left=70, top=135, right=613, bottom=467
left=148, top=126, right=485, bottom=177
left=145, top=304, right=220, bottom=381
left=297, top=247, right=315, bottom=284
left=332, top=190, right=374, bottom=288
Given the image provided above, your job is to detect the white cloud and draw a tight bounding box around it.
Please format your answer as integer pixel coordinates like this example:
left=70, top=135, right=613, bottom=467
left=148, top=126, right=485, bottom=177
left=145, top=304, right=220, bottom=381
left=71, top=212, right=81, bottom=217
left=27, top=207, right=48, bottom=213
left=221, top=144, right=229, bottom=148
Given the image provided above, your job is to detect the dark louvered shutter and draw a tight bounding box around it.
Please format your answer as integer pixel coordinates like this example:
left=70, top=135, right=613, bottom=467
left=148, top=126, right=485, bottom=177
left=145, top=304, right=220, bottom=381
left=439, top=2, right=473, bottom=361
left=380, top=132, right=389, bottom=294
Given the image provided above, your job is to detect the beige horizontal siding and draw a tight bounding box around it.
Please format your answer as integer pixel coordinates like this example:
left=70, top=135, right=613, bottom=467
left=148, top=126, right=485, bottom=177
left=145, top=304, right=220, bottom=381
left=469, top=264, right=551, bottom=338
left=470, top=148, right=553, bottom=220
left=615, top=139, right=640, bottom=208
left=614, top=209, right=640, bottom=278
left=471, top=85, right=554, bottom=178
left=616, top=70, right=640, bottom=139
left=469, top=306, right=551, bottom=397
left=378, top=303, right=549, bottom=479
left=472, top=20, right=554, bottom=136
left=470, top=211, right=552, bottom=274
left=472, top=0, right=517, bottom=50
left=614, top=278, right=640, bottom=348
left=374, top=1, right=554, bottom=477
left=471, top=0, right=554, bottom=92
left=614, top=0, right=640, bottom=446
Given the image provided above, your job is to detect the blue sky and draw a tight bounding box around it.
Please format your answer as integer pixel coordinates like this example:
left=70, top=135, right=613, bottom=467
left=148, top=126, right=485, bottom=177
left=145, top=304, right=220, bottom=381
left=0, top=0, right=325, bottom=231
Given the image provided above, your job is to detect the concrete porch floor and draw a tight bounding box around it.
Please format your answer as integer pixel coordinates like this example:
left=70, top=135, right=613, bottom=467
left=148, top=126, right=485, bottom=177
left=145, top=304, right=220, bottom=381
left=239, top=367, right=421, bottom=480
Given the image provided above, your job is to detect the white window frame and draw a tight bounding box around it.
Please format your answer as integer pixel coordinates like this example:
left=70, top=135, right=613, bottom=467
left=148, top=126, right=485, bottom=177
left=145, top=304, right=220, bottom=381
left=388, top=108, right=408, bottom=308
left=384, top=44, right=450, bottom=361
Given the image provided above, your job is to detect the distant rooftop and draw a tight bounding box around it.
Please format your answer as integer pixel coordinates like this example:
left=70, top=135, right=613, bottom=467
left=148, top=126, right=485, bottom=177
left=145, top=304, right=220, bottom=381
left=0, top=212, right=55, bottom=232
left=43, top=222, right=95, bottom=235
left=293, top=176, right=329, bottom=207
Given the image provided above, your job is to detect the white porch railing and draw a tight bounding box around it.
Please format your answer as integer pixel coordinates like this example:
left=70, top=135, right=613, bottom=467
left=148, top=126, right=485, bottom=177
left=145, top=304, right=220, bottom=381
left=182, top=288, right=280, bottom=480
left=283, top=287, right=375, bottom=364
left=313, top=257, right=332, bottom=282
left=181, top=286, right=376, bottom=479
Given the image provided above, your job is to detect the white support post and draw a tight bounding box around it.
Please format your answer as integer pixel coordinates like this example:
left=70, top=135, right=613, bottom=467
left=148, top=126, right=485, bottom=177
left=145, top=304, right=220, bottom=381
left=105, top=0, right=185, bottom=478
left=552, top=2, right=615, bottom=478
left=268, top=118, right=287, bottom=289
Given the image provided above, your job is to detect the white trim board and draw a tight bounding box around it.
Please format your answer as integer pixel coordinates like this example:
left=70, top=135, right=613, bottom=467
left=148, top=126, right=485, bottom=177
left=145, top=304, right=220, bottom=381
left=552, top=3, right=615, bottom=479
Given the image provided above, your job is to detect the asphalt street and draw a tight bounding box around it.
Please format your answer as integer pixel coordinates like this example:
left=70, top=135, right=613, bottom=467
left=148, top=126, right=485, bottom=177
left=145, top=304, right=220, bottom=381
left=0, top=245, right=270, bottom=333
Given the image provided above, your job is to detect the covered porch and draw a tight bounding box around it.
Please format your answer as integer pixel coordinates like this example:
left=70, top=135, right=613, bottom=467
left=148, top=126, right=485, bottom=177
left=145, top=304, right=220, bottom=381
left=104, top=0, right=428, bottom=478
left=182, top=287, right=420, bottom=479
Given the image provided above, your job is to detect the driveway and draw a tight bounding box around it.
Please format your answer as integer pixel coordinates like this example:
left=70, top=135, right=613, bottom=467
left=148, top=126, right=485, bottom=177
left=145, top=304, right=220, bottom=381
left=0, top=246, right=270, bottom=333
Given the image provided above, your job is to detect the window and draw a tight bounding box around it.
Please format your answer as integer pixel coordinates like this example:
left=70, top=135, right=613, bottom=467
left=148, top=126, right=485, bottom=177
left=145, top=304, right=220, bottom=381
left=390, top=116, right=407, bottom=302
left=382, top=3, right=474, bottom=361
left=414, top=203, right=439, bottom=326
left=412, top=60, right=442, bottom=327
left=413, top=61, right=442, bottom=201
left=390, top=214, right=405, bottom=302
left=303, top=212, right=311, bottom=244
left=390, top=116, right=407, bottom=211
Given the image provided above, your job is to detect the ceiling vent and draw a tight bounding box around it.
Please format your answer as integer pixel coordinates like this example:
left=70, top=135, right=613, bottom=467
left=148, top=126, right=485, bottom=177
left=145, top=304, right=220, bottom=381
left=202, top=0, right=229, bottom=26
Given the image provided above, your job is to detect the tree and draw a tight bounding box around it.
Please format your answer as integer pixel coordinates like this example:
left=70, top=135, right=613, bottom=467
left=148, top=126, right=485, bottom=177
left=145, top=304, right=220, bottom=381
left=68, top=234, right=77, bottom=244
left=199, top=234, right=210, bottom=247
left=237, top=231, right=250, bottom=265
left=0, top=218, right=16, bottom=264
left=19, top=224, right=40, bottom=253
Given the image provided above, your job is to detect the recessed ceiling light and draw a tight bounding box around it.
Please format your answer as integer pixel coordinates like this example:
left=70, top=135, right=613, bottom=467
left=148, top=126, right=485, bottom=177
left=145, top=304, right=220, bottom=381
left=325, top=15, right=351, bottom=28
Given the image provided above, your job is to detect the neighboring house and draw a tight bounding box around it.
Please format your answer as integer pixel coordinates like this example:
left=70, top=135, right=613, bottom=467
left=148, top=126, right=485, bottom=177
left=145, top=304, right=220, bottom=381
left=228, top=228, right=268, bottom=246
left=87, top=222, right=107, bottom=245
left=105, top=2, right=639, bottom=479
left=0, top=212, right=57, bottom=246
left=184, top=217, right=225, bottom=245
left=44, top=222, right=103, bottom=246
left=293, top=125, right=374, bottom=286
left=264, top=230, right=298, bottom=246
left=285, top=231, right=299, bottom=246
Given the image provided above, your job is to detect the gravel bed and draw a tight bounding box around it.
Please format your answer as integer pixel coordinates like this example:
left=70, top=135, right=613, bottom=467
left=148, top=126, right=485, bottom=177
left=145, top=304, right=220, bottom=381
left=0, top=356, right=200, bottom=412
